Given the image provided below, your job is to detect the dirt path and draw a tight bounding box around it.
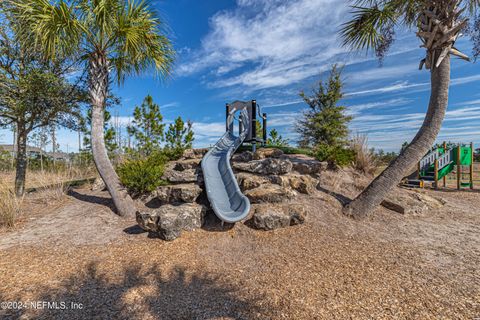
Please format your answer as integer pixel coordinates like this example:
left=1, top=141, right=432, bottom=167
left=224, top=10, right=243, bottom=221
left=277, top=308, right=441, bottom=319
left=0, top=186, right=479, bottom=319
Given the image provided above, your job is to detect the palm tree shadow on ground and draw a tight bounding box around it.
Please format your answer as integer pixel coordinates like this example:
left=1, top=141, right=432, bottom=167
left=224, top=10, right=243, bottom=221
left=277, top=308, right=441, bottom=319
left=1, top=262, right=265, bottom=320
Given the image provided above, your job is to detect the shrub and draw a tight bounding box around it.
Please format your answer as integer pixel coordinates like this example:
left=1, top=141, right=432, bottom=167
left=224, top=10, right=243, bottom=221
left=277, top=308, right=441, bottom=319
left=350, top=134, right=378, bottom=174
left=162, top=147, right=185, bottom=161
left=296, top=65, right=352, bottom=148
left=118, top=152, right=168, bottom=195
left=314, top=144, right=355, bottom=167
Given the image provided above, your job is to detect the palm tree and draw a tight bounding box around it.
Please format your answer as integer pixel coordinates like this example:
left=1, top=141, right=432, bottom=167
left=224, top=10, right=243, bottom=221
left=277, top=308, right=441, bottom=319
left=341, top=0, right=477, bottom=218
left=11, top=0, right=174, bottom=217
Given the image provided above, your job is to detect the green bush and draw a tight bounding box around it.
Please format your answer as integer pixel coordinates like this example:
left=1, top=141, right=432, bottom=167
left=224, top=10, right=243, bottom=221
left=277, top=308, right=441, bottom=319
left=314, top=144, right=355, bottom=167
left=162, top=147, right=185, bottom=161
left=118, top=151, right=168, bottom=195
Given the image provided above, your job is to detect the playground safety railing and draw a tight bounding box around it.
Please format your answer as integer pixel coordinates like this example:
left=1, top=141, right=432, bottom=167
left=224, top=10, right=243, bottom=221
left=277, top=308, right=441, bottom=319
left=419, top=149, right=440, bottom=171
left=437, top=149, right=452, bottom=170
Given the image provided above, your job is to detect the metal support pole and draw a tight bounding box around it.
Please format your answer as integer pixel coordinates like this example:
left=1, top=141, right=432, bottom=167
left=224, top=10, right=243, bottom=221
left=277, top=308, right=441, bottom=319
left=457, top=145, right=461, bottom=190
left=434, top=159, right=439, bottom=189
left=251, top=100, right=257, bottom=152
left=443, top=141, right=447, bottom=187
left=470, top=142, right=474, bottom=189
left=262, top=113, right=267, bottom=146
left=225, top=103, right=229, bottom=132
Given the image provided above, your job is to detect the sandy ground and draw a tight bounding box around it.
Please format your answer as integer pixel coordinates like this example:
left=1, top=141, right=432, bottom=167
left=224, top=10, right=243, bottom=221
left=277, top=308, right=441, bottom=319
left=0, top=183, right=479, bottom=319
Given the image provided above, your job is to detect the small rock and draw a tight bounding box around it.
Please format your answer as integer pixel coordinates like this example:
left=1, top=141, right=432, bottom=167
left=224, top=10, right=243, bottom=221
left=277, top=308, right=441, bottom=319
left=253, top=205, right=291, bottom=230
left=233, top=158, right=293, bottom=175
left=268, top=174, right=318, bottom=194
left=136, top=203, right=206, bottom=241
left=245, top=185, right=295, bottom=203
left=381, top=189, right=444, bottom=215
left=91, top=178, right=106, bottom=191
left=291, top=159, right=325, bottom=175
left=286, top=204, right=307, bottom=225
left=182, top=148, right=209, bottom=159
left=253, top=148, right=284, bottom=160
left=156, top=184, right=202, bottom=203
left=288, top=175, right=318, bottom=194
left=252, top=203, right=307, bottom=230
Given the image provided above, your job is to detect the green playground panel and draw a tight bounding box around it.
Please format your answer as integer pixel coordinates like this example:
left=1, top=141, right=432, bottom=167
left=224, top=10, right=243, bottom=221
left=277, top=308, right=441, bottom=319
left=437, top=162, right=455, bottom=180
left=453, top=146, right=472, bottom=166
left=419, top=146, right=472, bottom=178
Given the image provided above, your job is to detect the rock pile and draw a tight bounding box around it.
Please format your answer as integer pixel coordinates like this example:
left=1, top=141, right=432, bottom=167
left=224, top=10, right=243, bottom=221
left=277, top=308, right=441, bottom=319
left=135, top=147, right=446, bottom=240
left=136, top=147, right=324, bottom=240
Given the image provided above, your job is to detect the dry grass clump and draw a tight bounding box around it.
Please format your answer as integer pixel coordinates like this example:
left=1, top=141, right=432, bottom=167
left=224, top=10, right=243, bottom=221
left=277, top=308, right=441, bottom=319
left=0, top=182, right=22, bottom=228
left=350, top=134, right=378, bottom=175
left=34, top=170, right=72, bottom=201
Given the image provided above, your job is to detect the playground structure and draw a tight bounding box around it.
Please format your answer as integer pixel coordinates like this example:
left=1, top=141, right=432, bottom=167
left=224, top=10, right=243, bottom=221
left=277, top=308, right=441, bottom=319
left=405, top=142, right=474, bottom=190
left=202, top=100, right=267, bottom=223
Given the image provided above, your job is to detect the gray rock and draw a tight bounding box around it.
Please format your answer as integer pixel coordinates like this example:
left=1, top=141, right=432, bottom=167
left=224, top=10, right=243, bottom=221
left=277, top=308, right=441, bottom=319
left=253, top=148, right=284, bottom=160
left=236, top=173, right=267, bottom=191
left=232, top=151, right=254, bottom=162
left=162, top=168, right=201, bottom=183
left=182, top=148, right=209, bottom=159
left=136, top=203, right=207, bottom=241
left=253, top=206, right=291, bottom=230
left=173, top=159, right=201, bottom=171
left=244, top=185, right=295, bottom=203
left=233, top=158, right=293, bottom=175
left=381, top=190, right=445, bottom=215
left=156, top=184, right=202, bottom=203
left=286, top=204, right=307, bottom=225
left=252, top=203, right=307, bottom=230
left=268, top=174, right=318, bottom=194
left=290, top=159, right=325, bottom=175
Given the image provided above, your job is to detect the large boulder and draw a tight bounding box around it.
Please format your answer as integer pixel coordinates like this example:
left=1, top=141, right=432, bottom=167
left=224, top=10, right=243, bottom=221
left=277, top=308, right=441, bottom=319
left=156, top=184, right=202, bottom=203
left=252, top=204, right=307, bottom=230
left=244, top=184, right=295, bottom=203
left=232, top=151, right=254, bottom=163
left=136, top=203, right=207, bottom=241
left=233, top=158, right=293, bottom=175
left=253, top=148, right=284, bottom=160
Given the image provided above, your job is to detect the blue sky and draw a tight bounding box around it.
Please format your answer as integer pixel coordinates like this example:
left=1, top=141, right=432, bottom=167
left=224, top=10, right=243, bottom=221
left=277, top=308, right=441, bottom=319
left=2, top=0, right=480, bottom=152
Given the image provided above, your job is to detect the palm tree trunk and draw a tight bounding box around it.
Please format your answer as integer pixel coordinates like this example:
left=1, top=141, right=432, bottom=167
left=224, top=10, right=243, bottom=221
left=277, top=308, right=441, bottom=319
left=343, top=54, right=451, bottom=218
left=15, top=122, right=28, bottom=197
left=89, top=53, right=136, bottom=217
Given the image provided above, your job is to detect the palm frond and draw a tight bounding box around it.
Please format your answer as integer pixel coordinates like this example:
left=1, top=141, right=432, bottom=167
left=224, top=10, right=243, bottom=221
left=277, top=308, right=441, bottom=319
left=110, top=0, right=174, bottom=83
left=10, top=0, right=83, bottom=59
left=341, top=4, right=398, bottom=52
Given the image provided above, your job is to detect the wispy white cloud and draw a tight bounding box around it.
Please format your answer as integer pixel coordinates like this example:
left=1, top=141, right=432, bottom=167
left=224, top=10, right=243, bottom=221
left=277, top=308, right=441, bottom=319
left=345, top=63, right=419, bottom=84
left=346, top=81, right=428, bottom=96
left=177, top=0, right=349, bottom=90
left=347, top=98, right=410, bottom=115
left=191, top=121, right=226, bottom=146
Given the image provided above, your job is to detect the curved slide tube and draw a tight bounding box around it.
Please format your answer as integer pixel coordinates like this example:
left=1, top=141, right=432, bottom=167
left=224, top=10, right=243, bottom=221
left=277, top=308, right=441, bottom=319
left=201, top=108, right=251, bottom=223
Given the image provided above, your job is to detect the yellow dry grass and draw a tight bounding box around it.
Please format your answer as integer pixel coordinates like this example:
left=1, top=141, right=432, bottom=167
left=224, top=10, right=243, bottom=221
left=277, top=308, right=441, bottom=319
left=0, top=181, right=22, bottom=228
